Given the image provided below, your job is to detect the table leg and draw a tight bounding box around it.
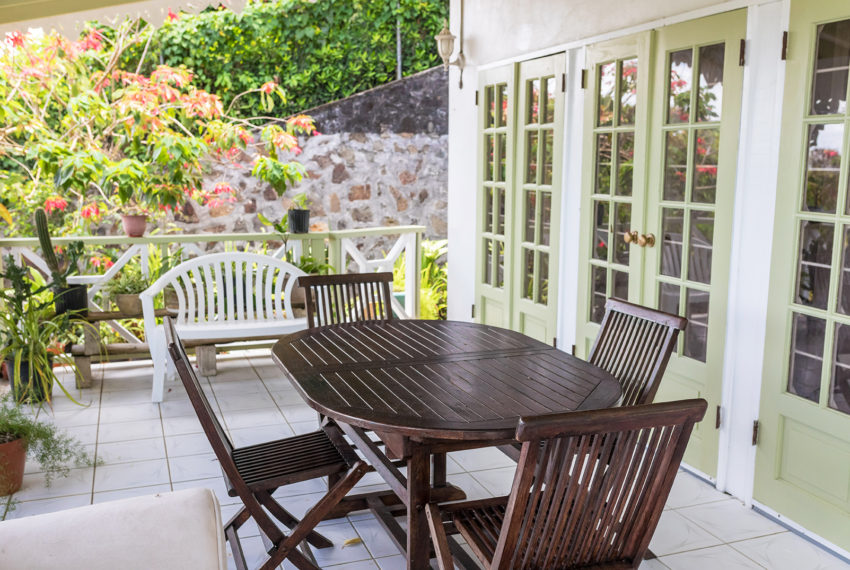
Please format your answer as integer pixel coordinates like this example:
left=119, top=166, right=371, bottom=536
left=432, top=452, right=447, bottom=487
left=406, top=444, right=430, bottom=569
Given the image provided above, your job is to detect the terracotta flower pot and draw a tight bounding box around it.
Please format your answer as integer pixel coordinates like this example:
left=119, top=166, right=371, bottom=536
left=0, top=437, right=27, bottom=496
left=121, top=214, right=148, bottom=238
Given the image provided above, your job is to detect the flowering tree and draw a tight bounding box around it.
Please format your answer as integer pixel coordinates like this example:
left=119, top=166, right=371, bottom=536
left=0, top=21, right=316, bottom=236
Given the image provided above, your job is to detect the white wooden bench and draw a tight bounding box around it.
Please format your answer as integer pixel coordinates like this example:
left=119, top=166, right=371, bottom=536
left=141, top=252, right=307, bottom=402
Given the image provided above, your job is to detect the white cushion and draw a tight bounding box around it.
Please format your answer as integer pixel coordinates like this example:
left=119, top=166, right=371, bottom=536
left=0, top=488, right=226, bottom=569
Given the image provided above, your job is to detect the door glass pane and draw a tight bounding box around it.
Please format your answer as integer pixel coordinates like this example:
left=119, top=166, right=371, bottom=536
left=788, top=312, right=825, bottom=403
left=697, top=43, right=724, bottom=122
left=811, top=19, right=850, bottom=116
left=483, top=239, right=492, bottom=285
left=497, top=241, right=505, bottom=288
left=526, top=132, right=539, bottom=183
left=663, top=129, right=688, bottom=201
left=839, top=226, right=850, bottom=315
left=538, top=252, right=549, bottom=305
left=659, top=282, right=680, bottom=315
left=593, top=201, right=610, bottom=260
left=484, top=189, right=493, bottom=233
left=525, top=191, right=537, bottom=243
left=598, top=61, right=616, bottom=127
left=613, top=269, right=628, bottom=301
left=544, top=76, right=556, bottom=123
left=540, top=192, right=551, bottom=247
left=542, top=130, right=554, bottom=185
left=668, top=48, right=693, bottom=124
left=485, top=135, right=494, bottom=181
left=613, top=202, right=632, bottom=265
left=523, top=248, right=535, bottom=300
left=486, top=86, right=496, bottom=128
left=688, top=210, right=714, bottom=284
left=684, top=288, right=710, bottom=362
left=596, top=133, right=613, bottom=193
left=796, top=221, right=834, bottom=309
left=693, top=129, right=720, bottom=203
left=497, top=188, right=506, bottom=235
left=497, top=84, right=508, bottom=126
left=497, top=134, right=507, bottom=182
left=619, top=58, right=638, bottom=126
left=616, top=132, right=634, bottom=196
left=661, top=208, right=684, bottom=277
left=591, top=265, right=607, bottom=323
left=805, top=123, right=843, bottom=213
left=528, top=79, right=540, bottom=124
left=831, top=322, right=850, bottom=414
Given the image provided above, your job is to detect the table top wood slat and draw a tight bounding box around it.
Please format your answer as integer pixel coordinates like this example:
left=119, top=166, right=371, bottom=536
left=273, top=320, right=622, bottom=440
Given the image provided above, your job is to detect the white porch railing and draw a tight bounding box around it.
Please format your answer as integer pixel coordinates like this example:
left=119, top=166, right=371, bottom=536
left=0, top=226, right=423, bottom=345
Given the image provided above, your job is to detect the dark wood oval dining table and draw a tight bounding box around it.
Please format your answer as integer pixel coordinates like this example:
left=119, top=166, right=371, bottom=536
left=272, top=319, right=622, bottom=569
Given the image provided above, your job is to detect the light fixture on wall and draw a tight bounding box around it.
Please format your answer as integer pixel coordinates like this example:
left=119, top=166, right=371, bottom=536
left=435, top=14, right=465, bottom=89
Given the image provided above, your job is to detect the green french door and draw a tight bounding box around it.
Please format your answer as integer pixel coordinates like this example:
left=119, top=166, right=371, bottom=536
left=475, top=54, right=565, bottom=344
left=755, top=0, right=850, bottom=552
left=577, top=11, right=746, bottom=477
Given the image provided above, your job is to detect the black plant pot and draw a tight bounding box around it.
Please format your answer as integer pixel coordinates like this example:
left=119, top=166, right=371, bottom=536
left=288, top=209, right=310, bottom=234
left=6, top=358, right=53, bottom=404
left=54, top=284, right=88, bottom=317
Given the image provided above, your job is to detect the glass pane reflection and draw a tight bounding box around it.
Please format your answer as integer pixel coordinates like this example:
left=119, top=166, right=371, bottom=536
left=804, top=123, right=843, bottom=213
left=831, top=322, right=850, bottom=414
left=796, top=221, right=834, bottom=309
left=811, top=19, right=850, bottom=116
left=688, top=210, right=714, bottom=284
left=697, top=43, right=724, bottom=122
left=788, top=312, right=824, bottom=403
left=523, top=248, right=535, bottom=300
left=526, top=132, right=539, bottom=184
left=538, top=252, right=549, bottom=305
left=693, top=129, right=719, bottom=203
left=544, top=76, right=556, bottom=123
left=598, top=62, right=615, bottom=127
left=661, top=208, right=684, bottom=278
left=528, top=79, right=540, bottom=124
left=591, top=265, right=607, bottom=323
left=669, top=49, right=693, bottom=124
left=684, top=287, right=709, bottom=362
left=619, top=58, right=638, bottom=126
left=659, top=282, right=680, bottom=316
left=664, top=130, right=688, bottom=201
left=593, top=201, right=610, bottom=260
left=613, top=202, right=631, bottom=266
left=616, top=132, right=634, bottom=196
left=596, top=133, right=613, bottom=194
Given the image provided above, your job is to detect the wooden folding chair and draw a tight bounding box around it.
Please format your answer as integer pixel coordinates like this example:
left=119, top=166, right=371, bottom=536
left=297, top=272, right=395, bottom=329
left=590, top=297, right=688, bottom=406
left=427, top=399, right=707, bottom=569
left=164, top=317, right=368, bottom=570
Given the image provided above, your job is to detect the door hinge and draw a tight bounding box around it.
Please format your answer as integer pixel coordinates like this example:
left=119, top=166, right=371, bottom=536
left=715, top=405, right=721, bottom=429
left=580, top=69, right=588, bottom=89
left=571, top=344, right=576, bottom=356
left=752, top=420, right=760, bottom=446
left=475, top=90, right=479, bottom=106
left=739, top=39, right=746, bottom=66
left=781, top=31, right=788, bottom=60
left=552, top=337, right=557, bottom=348
left=471, top=304, right=475, bottom=319
left=561, top=73, right=566, bottom=92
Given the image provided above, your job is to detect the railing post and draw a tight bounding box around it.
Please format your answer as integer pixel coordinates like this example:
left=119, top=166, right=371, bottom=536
left=404, top=231, right=421, bottom=318
left=328, top=234, right=344, bottom=275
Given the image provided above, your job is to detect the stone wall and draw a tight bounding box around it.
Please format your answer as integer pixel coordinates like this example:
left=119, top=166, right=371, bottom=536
left=167, top=67, right=449, bottom=255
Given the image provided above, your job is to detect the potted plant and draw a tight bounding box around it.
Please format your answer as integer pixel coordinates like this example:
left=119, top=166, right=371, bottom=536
left=287, top=193, right=311, bottom=234
left=0, top=256, right=78, bottom=404
left=105, top=265, right=152, bottom=315
left=0, top=395, right=92, bottom=495
left=34, top=208, right=87, bottom=316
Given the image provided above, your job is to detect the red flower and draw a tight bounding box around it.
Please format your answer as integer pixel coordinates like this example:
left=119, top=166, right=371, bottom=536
left=286, top=114, right=315, bottom=132
left=272, top=131, right=298, bottom=151
left=5, top=31, right=24, bottom=48
left=213, top=182, right=233, bottom=195
left=238, top=130, right=253, bottom=145
left=77, top=29, right=103, bottom=52
left=81, top=203, right=100, bottom=219
left=260, top=81, right=277, bottom=94
left=44, top=196, right=68, bottom=213
left=167, top=9, right=180, bottom=22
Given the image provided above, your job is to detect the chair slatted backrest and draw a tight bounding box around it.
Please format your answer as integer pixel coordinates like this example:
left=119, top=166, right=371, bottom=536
left=298, top=272, right=395, bottom=329
left=163, top=317, right=286, bottom=545
left=490, top=399, right=707, bottom=569
left=588, top=298, right=687, bottom=406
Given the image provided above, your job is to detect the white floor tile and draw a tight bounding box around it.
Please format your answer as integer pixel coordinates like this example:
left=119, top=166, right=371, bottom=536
left=469, top=466, right=515, bottom=497
left=44, top=406, right=101, bottom=427
left=310, top=521, right=374, bottom=567
left=165, top=432, right=213, bottom=457
left=3, top=493, right=91, bottom=520
left=93, top=459, right=170, bottom=492
left=351, top=514, right=403, bottom=558
left=224, top=408, right=287, bottom=431
left=666, top=471, right=730, bottom=510
left=230, top=423, right=295, bottom=447
left=678, top=499, right=786, bottom=543
left=161, top=414, right=204, bottom=436
left=97, top=437, right=166, bottom=464
left=169, top=453, right=222, bottom=482
left=374, top=554, right=407, bottom=570
left=14, top=467, right=94, bottom=501
left=100, top=389, right=151, bottom=406
left=449, top=447, right=516, bottom=472
left=92, top=483, right=173, bottom=504
left=62, top=424, right=99, bottom=445
left=280, top=404, right=321, bottom=423
left=730, top=531, right=850, bottom=570
left=290, top=419, right=321, bottom=434
left=172, top=477, right=238, bottom=507
left=659, top=544, right=764, bottom=569
left=99, top=402, right=161, bottom=424
left=98, top=418, right=163, bottom=443
left=649, top=509, right=724, bottom=556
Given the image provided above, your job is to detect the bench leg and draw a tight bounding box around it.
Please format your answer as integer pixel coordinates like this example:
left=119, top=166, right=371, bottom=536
left=74, top=356, right=93, bottom=389
left=196, top=345, right=217, bottom=376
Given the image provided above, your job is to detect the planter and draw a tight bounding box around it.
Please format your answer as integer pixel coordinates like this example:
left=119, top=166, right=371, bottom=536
left=288, top=209, right=310, bottom=234
left=0, top=437, right=27, bottom=496
left=115, top=293, right=142, bottom=315
left=121, top=214, right=148, bottom=238
left=6, top=358, right=53, bottom=404
left=54, top=284, right=88, bottom=317
left=164, top=286, right=179, bottom=310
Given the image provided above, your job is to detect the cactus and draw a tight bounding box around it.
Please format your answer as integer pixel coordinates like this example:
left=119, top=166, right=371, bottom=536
left=34, top=208, right=65, bottom=289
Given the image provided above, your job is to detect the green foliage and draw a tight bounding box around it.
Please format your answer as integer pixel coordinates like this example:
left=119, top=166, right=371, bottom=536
left=126, top=0, right=448, bottom=120
left=0, top=395, right=93, bottom=487
left=104, top=265, right=152, bottom=296
left=394, top=239, right=447, bottom=319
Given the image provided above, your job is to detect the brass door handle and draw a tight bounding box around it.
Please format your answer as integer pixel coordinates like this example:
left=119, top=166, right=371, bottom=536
left=638, top=233, right=656, bottom=247
left=623, top=230, right=639, bottom=244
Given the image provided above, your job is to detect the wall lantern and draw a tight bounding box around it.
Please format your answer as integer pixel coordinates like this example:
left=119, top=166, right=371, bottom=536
left=435, top=16, right=465, bottom=89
